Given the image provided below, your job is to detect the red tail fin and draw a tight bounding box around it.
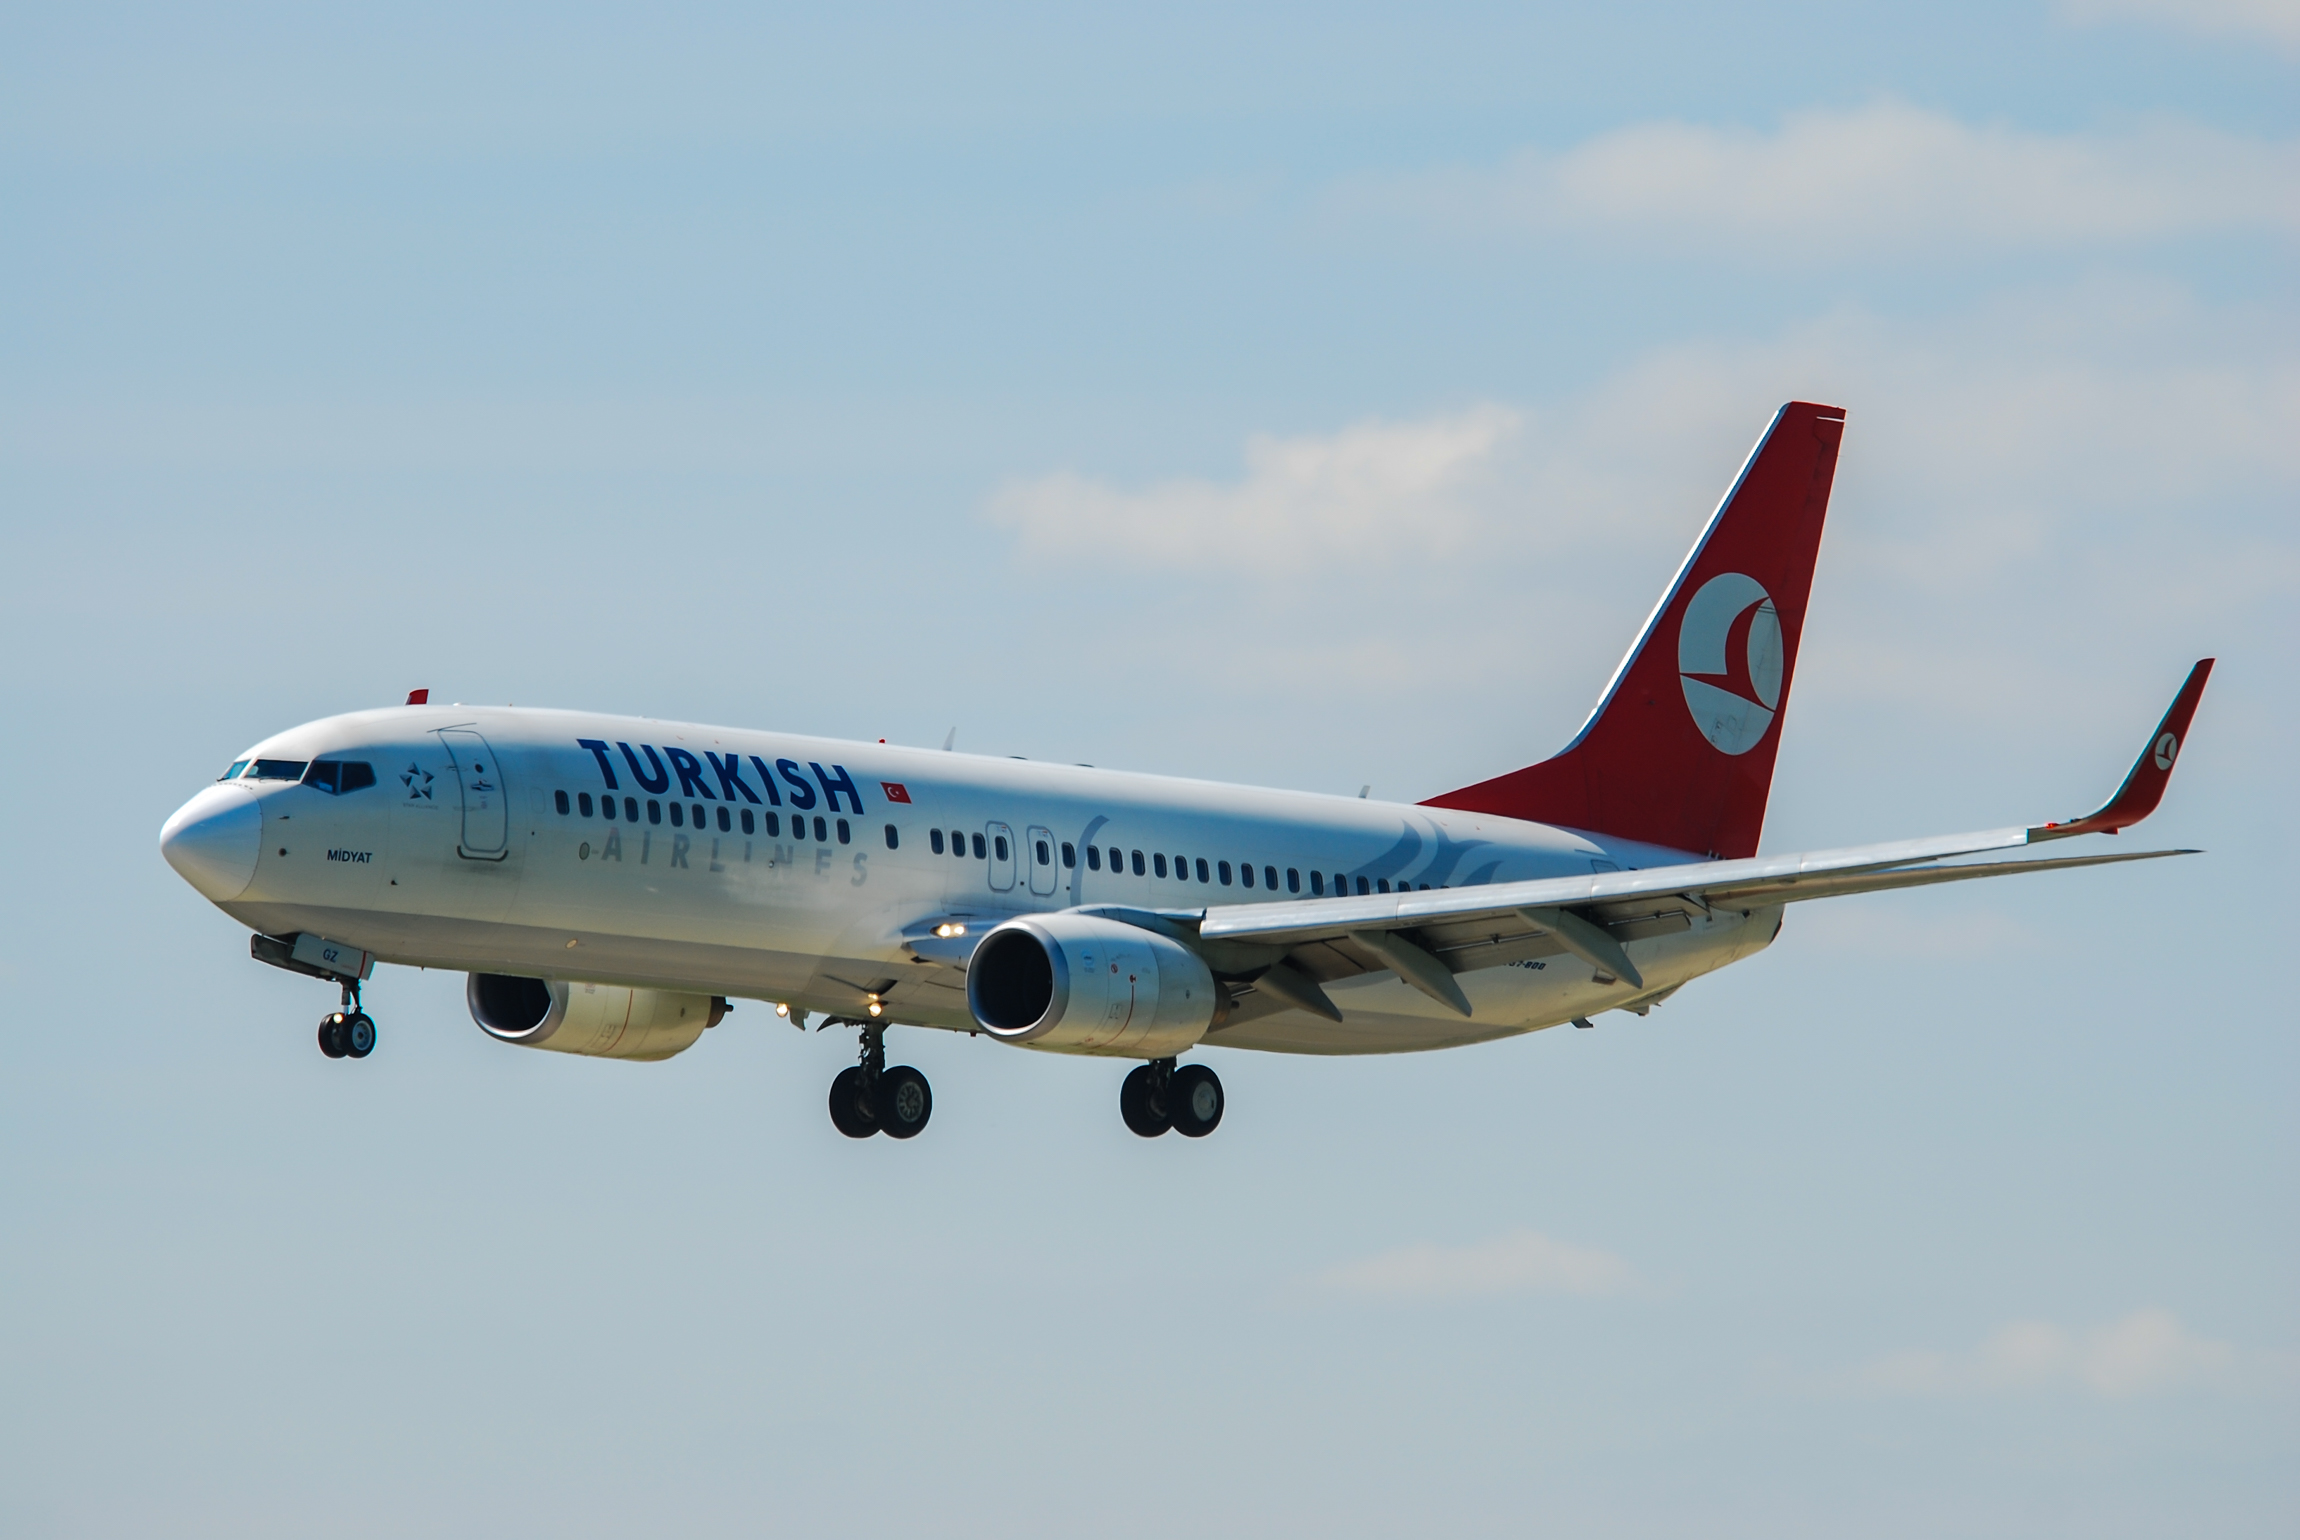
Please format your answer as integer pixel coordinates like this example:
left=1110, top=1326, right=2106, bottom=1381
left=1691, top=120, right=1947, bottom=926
left=1424, top=401, right=1846, bottom=858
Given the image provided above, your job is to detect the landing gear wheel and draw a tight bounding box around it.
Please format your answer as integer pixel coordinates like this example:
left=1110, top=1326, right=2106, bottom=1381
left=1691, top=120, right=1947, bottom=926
left=876, top=1065, right=932, bottom=1139
left=1120, top=1063, right=1172, bottom=1137
left=1170, top=1063, right=1223, bottom=1138
left=318, top=1014, right=348, bottom=1058
left=829, top=1065, right=878, bottom=1138
left=343, top=1012, right=376, bottom=1058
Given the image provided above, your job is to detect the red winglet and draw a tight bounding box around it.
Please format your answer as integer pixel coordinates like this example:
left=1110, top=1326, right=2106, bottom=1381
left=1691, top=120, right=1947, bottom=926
left=2030, top=659, right=2213, bottom=841
left=406, top=688, right=430, bottom=706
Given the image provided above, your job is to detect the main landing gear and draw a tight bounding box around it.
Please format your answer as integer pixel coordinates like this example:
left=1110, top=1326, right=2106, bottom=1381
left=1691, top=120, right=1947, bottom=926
left=829, top=1022, right=933, bottom=1140
left=1120, top=1058, right=1223, bottom=1139
left=317, top=979, right=377, bottom=1061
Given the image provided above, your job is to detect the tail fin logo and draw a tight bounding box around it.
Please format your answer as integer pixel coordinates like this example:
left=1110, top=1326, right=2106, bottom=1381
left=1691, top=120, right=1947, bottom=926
left=1678, top=572, right=1784, bottom=756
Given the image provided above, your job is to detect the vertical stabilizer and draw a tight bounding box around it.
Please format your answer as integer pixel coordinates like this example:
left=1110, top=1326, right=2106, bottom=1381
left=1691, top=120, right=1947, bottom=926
left=1423, top=401, right=1846, bottom=858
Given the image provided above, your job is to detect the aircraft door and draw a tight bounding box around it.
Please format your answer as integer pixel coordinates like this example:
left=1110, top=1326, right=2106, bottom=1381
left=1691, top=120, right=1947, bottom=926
left=986, top=822, right=1016, bottom=892
left=438, top=729, right=509, bottom=860
left=1026, top=825, right=1058, bottom=897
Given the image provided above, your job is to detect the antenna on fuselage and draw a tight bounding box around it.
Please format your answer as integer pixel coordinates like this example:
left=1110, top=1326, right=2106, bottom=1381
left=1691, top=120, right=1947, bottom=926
left=1359, top=785, right=1370, bottom=798
left=942, top=727, right=957, bottom=752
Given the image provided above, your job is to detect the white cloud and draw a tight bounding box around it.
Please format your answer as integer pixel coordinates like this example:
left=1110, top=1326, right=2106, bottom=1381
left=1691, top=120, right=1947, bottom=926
left=1351, top=101, right=2298, bottom=259
left=1860, top=1309, right=2235, bottom=1399
left=986, top=404, right=1522, bottom=569
left=2063, top=0, right=2300, bottom=49
left=1317, top=1228, right=1641, bottom=1301
left=983, top=279, right=2298, bottom=744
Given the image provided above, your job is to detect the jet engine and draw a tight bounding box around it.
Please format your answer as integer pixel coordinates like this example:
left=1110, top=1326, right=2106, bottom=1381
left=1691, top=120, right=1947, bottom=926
left=966, top=913, right=1219, bottom=1057
left=466, top=974, right=727, bottom=1062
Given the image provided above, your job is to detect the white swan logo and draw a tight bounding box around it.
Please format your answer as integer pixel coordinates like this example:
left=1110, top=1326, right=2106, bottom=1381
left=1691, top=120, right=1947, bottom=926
left=1678, top=572, right=1784, bottom=756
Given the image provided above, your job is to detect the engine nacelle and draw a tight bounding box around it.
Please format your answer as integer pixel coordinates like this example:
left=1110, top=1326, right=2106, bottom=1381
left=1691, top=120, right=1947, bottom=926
left=966, top=914, right=1219, bottom=1057
left=466, top=974, right=727, bottom=1062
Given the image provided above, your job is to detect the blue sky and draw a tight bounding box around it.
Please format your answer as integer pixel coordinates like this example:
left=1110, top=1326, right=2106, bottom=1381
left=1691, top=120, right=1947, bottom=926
left=2, top=4, right=2294, bottom=1536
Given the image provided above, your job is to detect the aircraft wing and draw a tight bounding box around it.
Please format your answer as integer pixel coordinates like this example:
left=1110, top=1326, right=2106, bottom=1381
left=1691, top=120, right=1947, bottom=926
left=1191, top=660, right=2212, bottom=1018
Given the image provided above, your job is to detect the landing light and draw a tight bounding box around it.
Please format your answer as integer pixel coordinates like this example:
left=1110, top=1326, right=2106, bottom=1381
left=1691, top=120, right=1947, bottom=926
left=934, top=922, right=966, bottom=938
left=774, top=1002, right=790, bottom=1018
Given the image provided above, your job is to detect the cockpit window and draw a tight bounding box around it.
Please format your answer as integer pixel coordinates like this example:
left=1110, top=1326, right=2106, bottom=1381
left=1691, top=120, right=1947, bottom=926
left=246, top=759, right=309, bottom=781
left=303, top=760, right=376, bottom=794
left=220, top=760, right=251, bottom=781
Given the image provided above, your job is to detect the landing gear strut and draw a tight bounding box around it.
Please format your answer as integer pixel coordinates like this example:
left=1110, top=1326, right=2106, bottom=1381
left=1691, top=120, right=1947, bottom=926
left=829, top=1022, right=932, bottom=1140
left=1120, top=1059, right=1223, bottom=1138
left=317, top=978, right=377, bottom=1061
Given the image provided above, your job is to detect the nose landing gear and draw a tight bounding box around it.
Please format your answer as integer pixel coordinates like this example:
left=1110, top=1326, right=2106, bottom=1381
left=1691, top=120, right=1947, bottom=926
left=317, top=979, right=377, bottom=1060
left=1120, top=1059, right=1223, bottom=1138
left=828, top=1022, right=932, bottom=1140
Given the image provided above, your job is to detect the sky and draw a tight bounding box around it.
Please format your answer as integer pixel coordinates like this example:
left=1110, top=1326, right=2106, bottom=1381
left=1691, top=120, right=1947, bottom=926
left=1, top=3, right=2294, bottom=1536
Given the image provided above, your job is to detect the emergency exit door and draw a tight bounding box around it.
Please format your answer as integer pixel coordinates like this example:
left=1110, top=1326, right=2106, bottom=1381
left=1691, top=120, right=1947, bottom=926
left=986, top=822, right=1016, bottom=892
left=1026, top=825, right=1058, bottom=896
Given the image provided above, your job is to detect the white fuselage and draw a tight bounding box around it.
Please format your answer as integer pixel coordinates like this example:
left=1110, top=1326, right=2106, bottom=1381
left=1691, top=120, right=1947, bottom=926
left=176, top=705, right=1779, bottom=1055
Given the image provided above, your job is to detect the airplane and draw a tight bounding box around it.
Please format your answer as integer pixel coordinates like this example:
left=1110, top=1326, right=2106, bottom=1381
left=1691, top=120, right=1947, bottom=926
left=158, top=402, right=2212, bottom=1142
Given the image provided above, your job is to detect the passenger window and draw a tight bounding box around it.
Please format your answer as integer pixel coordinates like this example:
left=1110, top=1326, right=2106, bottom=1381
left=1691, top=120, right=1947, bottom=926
left=1062, top=842, right=1076, bottom=868
left=885, top=824, right=899, bottom=850
left=1310, top=871, right=1324, bottom=895
left=837, top=819, right=850, bottom=844
left=1104, top=846, right=1119, bottom=870
left=601, top=797, right=617, bottom=822
left=931, top=829, right=946, bottom=855
left=741, top=808, right=754, bottom=834
left=1036, top=839, right=1050, bottom=865
left=1218, top=862, right=1232, bottom=885
left=1287, top=868, right=1300, bottom=893
left=764, top=812, right=780, bottom=836
left=579, top=792, right=594, bottom=817
left=718, top=806, right=731, bottom=832
left=1173, top=852, right=1186, bottom=876
left=1131, top=850, right=1145, bottom=875
left=1377, top=878, right=1390, bottom=893
left=1265, top=865, right=1278, bottom=890
left=972, top=833, right=985, bottom=859
left=1196, top=858, right=1209, bottom=882
left=554, top=789, right=570, bottom=815
left=670, top=803, right=684, bottom=827
left=625, top=798, right=639, bottom=822
left=648, top=800, right=662, bottom=825
left=692, top=804, right=704, bottom=826
left=818, top=816, right=832, bottom=842
left=1356, top=876, right=1370, bottom=895
left=1241, top=863, right=1255, bottom=888
left=1154, top=853, right=1168, bottom=878
left=1088, top=847, right=1102, bottom=871
left=994, top=834, right=1008, bottom=860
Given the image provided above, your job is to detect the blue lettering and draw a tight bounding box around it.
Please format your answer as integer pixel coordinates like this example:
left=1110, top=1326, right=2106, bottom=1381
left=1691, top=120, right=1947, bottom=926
left=777, top=758, right=818, bottom=810
left=706, top=751, right=760, bottom=803
left=747, top=755, right=783, bottom=807
left=577, top=738, right=620, bottom=790
left=811, top=761, right=863, bottom=815
left=618, top=742, right=671, bottom=794
left=664, top=746, right=715, bottom=799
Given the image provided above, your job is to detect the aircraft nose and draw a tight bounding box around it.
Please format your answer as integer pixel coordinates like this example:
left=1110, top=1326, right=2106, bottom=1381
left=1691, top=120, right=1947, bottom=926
left=160, top=783, right=261, bottom=902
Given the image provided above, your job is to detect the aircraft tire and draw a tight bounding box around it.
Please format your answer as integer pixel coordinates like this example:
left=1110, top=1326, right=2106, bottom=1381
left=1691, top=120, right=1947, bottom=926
left=318, top=1014, right=348, bottom=1058
left=875, top=1065, right=932, bottom=1140
left=1169, top=1063, right=1223, bottom=1138
left=829, top=1066, right=878, bottom=1139
left=1119, top=1064, right=1171, bottom=1138
left=343, top=1012, right=376, bottom=1059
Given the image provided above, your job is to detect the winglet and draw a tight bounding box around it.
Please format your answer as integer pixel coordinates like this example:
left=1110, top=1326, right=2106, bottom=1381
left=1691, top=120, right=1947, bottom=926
left=2030, top=659, right=2213, bottom=842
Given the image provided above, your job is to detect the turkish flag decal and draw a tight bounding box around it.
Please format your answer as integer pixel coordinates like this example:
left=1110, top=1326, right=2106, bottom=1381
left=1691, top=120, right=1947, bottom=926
left=881, top=782, right=912, bottom=804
